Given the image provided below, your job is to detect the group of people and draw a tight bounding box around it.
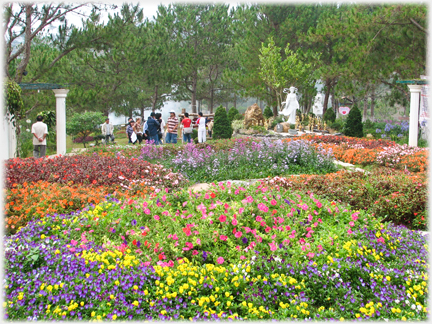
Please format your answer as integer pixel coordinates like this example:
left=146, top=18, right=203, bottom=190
left=103, top=110, right=214, bottom=145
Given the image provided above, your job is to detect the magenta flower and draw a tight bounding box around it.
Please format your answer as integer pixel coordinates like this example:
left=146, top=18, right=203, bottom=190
left=220, top=235, right=228, bottom=241
left=349, top=221, right=355, bottom=227
left=256, top=216, right=263, bottom=222
left=234, top=231, right=242, bottom=238
left=232, top=218, right=238, bottom=226
left=154, top=215, right=160, bottom=221
left=217, top=257, right=224, bottom=264
left=270, top=199, right=277, bottom=206
left=219, top=215, right=227, bottom=222
left=258, top=203, right=269, bottom=212
left=269, top=241, right=277, bottom=251
left=307, top=252, right=315, bottom=259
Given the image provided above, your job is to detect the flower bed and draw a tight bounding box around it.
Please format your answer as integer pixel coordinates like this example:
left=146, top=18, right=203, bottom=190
left=5, top=155, right=186, bottom=189
left=4, top=183, right=428, bottom=321
left=264, top=169, right=428, bottom=230
left=4, top=181, right=154, bottom=236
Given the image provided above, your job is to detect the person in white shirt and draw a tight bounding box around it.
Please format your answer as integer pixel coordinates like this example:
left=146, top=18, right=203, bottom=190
left=197, top=111, right=207, bottom=143
left=101, top=118, right=115, bottom=144
left=31, top=115, right=48, bottom=158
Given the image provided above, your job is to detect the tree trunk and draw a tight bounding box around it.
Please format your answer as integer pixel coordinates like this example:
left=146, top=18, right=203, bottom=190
left=140, top=106, right=145, bottom=121
left=15, top=5, right=32, bottom=83
left=210, top=89, right=214, bottom=114
left=234, top=93, right=237, bottom=109
left=370, top=87, right=375, bottom=120
left=191, top=75, right=197, bottom=114
left=151, top=85, right=158, bottom=112
left=129, top=108, right=133, bottom=119
left=323, top=78, right=332, bottom=116
left=363, top=98, right=368, bottom=121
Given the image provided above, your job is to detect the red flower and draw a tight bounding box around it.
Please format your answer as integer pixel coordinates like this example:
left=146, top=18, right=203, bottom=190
left=210, top=192, right=216, bottom=198
left=132, top=240, right=137, bottom=246
left=158, top=254, right=164, bottom=260
left=232, top=228, right=237, bottom=234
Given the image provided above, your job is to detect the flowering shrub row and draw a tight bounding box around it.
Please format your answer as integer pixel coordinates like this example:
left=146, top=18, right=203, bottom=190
left=164, top=139, right=337, bottom=182
left=4, top=184, right=428, bottom=321
left=5, top=155, right=186, bottom=189
left=4, top=181, right=154, bottom=236
left=264, top=168, right=428, bottom=230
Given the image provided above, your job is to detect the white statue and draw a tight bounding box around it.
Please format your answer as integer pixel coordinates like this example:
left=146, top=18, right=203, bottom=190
left=280, top=86, right=299, bottom=124
left=312, top=92, right=324, bottom=116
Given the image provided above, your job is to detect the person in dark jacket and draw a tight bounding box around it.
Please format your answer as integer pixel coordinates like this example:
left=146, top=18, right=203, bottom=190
left=126, top=121, right=136, bottom=144
left=146, top=112, right=160, bottom=145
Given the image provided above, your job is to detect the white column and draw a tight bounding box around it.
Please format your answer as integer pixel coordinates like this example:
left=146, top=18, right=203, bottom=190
left=407, top=84, right=422, bottom=147
left=52, top=89, right=69, bottom=155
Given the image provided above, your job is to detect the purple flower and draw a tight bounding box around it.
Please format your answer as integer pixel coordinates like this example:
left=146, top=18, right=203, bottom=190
left=202, top=251, right=208, bottom=261
left=242, top=237, right=248, bottom=244
left=131, top=219, right=137, bottom=226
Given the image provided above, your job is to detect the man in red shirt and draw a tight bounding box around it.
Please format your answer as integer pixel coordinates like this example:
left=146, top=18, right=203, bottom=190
left=181, top=112, right=193, bottom=143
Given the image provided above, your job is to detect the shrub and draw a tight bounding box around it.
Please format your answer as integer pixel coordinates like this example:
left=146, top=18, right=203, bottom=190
left=213, top=105, right=232, bottom=139
left=323, top=107, right=336, bottom=123
left=343, top=105, right=363, bottom=137
left=227, top=107, right=240, bottom=123
left=271, top=116, right=284, bottom=128
left=263, top=106, right=274, bottom=119
left=67, top=111, right=106, bottom=147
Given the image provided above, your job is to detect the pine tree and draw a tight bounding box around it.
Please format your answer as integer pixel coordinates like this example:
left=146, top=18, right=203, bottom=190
left=323, top=107, right=336, bottom=123
left=263, top=106, right=274, bottom=119
left=343, top=105, right=363, bottom=138
left=227, top=107, right=240, bottom=123
left=213, top=105, right=232, bottom=139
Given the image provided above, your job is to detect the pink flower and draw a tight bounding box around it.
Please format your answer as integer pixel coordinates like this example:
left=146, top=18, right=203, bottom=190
left=317, top=218, right=322, bottom=223
left=351, top=213, right=359, bottom=221
left=317, top=244, right=323, bottom=252
left=269, top=241, right=277, bottom=251
left=185, top=242, right=193, bottom=249
left=220, top=235, right=228, bottom=241
left=299, top=238, right=305, bottom=244
left=282, top=239, right=290, bottom=245
left=217, top=257, right=224, bottom=264
left=377, top=237, right=385, bottom=244
left=246, top=196, right=254, bottom=203
left=182, top=201, right=188, bottom=207
left=219, top=215, right=227, bottom=222
left=256, top=216, right=263, bottom=222
left=306, top=232, right=312, bottom=238
left=240, top=255, right=246, bottom=260
left=285, top=225, right=291, bottom=231
left=271, top=234, right=277, bottom=239
left=316, top=201, right=322, bottom=208
left=258, top=203, right=269, bottom=212
left=69, top=247, right=76, bottom=252
left=265, top=227, right=271, bottom=233
left=239, top=207, right=245, bottom=214
left=301, top=245, right=307, bottom=251
left=144, top=209, right=151, bottom=215
left=205, top=193, right=210, bottom=199
left=256, top=236, right=263, bottom=243
left=347, top=229, right=353, bottom=234
left=71, top=240, right=78, bottom=246
left=270, top=199, right=277, bottom=206
left=313, top=222, right=318, bottom=227
left=307, top=252, right=315, bottom=259
left=349, top=221, right=355, bottom=227
left=154, top=215, right=160, bottom=221
left=232, top=218, right=238, bottom=226
left=234, top=231, right=242, bottom=238
left=192, top=250, right=199, bottom=255
left=196, top=238, right=201, bottom=245
left=308, top=214, right=313, bottom=222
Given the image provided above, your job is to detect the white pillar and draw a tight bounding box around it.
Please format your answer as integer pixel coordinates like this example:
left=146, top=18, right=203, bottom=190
left=52, top=89, right=69, bottom=155
left=407, top=84, right=422, bottom=147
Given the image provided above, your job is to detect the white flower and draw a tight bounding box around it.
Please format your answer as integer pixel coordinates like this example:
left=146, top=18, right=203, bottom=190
left=26, top=119, right=31, bottom=123
left=411, top=304, right=416, bottom=310
left=26, top=129, right=30, bottom=132
left=395, top=299, right=400, bottom=304
left=417, top=305, right=422, bottom=311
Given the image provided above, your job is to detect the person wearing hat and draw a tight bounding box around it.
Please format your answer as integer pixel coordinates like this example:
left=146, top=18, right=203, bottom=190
left=146, top=112, right=160, bottom=145
left=166, top=110, right=179, bottom=144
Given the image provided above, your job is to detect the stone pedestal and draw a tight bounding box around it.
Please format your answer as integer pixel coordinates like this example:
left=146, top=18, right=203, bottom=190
left=53, top=89, right=69, bottom=156
left=407, top=84, right=422, bottom=147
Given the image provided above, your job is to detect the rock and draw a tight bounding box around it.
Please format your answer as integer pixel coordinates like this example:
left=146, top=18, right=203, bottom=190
left=288, top=129, right=298, bottom=135
left=366, top=133, right=373, bottom=138
left=244, top=103, right=265, bottom=128
left=274, top=123, right=284, bottom=133
left=281, top=122, right=291, bottom=132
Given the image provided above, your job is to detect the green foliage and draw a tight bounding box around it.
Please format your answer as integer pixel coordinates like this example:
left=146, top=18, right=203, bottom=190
left=330, top=120, right=343, bottom=131
left=323, top=107, right=336, bottom=123
left=271, top=116, right=284, bottom=128
left=39, top=111, right=56, bottom=130
left=213, top=105, right=232, bottom=139
left=263, top=106, right=274, bottom=119
left=5, top=79, right=24, bottom=124
left=66, top=111, right=105, bottom=147
left=343, top=105, right=363, bottom=138
left=227, top=107, right=240, bottom=123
